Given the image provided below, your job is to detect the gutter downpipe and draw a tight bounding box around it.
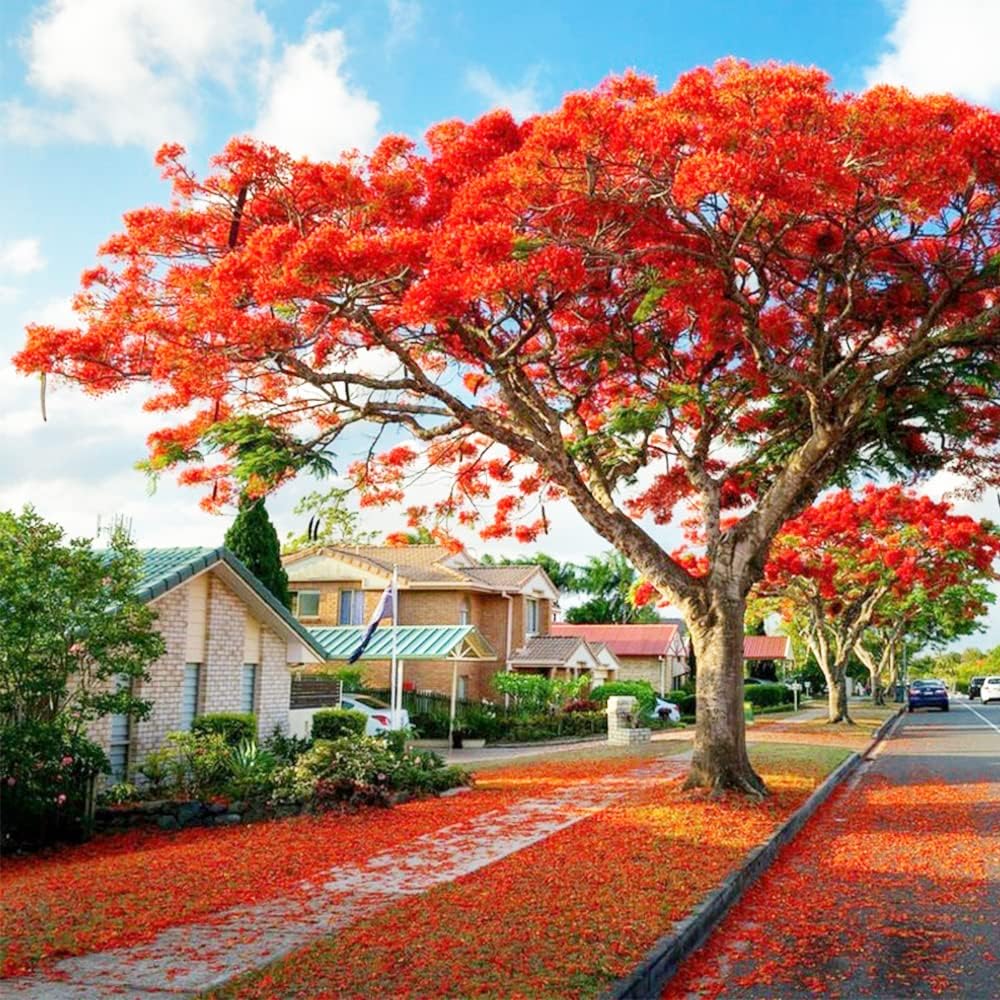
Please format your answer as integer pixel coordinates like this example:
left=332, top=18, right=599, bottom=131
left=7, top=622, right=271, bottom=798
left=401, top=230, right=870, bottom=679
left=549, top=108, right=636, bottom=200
left=503, top=591, right=514, bottom=711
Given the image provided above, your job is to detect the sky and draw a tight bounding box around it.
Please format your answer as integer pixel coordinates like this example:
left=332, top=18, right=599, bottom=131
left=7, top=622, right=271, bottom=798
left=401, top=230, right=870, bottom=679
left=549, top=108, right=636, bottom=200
left=2, top=0, right=1000, bottom=647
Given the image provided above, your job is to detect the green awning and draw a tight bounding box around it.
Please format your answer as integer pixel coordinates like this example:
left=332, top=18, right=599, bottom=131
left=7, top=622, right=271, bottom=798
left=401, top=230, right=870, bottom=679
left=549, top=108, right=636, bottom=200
left=308, top=624, right=496, bottom=662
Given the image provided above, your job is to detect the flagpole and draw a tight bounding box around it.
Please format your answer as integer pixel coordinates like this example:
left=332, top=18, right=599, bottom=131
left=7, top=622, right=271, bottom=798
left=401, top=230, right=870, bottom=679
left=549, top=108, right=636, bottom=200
left=391, top=565, right=399, bottom=729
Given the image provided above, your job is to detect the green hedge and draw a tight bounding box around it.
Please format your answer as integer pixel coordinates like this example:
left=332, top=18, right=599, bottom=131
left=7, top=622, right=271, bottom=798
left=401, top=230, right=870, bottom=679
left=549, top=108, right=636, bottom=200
left=496, top=710, right=607, bottom=743
left=192, top=712, right=257, bottom=746
left=743, top=683, right=790, bottom=709
left=675, top=692, right=698, bottom=715
left=311, top=708, right=367, bottom=740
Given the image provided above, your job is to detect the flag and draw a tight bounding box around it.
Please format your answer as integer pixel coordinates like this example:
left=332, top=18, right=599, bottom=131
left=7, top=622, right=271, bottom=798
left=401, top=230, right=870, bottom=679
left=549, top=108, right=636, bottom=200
left=347, top=583, right=394, bottom=664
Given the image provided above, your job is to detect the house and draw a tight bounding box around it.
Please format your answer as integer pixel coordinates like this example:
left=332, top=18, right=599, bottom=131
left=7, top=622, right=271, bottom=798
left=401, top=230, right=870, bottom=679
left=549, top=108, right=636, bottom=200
left=549, top=622, right=690, bottom=694
left=743, top=635, right=794, bottom=677
left=508, top=635, right=620, bottom=686
left=90, top=547, right=325, bottom=779
left=283, top=545, right=560, bottom=699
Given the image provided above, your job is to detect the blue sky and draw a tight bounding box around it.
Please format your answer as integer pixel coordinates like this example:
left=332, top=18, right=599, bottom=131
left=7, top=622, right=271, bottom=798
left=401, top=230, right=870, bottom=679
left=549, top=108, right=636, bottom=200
left=2, top=0, right=1000, bottom=647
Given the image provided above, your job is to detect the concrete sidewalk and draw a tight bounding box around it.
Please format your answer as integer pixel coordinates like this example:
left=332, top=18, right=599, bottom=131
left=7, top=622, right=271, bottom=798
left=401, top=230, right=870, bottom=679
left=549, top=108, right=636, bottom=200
left=10, top=753, right=690, bottom=999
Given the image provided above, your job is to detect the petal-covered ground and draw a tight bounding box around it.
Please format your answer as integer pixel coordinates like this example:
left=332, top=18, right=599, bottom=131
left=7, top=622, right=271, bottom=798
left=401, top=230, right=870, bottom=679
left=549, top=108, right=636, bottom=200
left=664, top=713, right=999, bottom=999
left=208, top=743, right=849, bottom=1000
left=0, top=744, right=686, bottom=978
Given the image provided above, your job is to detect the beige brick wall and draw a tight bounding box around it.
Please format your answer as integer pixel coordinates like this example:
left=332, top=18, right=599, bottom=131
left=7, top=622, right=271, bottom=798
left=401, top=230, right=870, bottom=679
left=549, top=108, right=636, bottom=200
left=88, top=571, right=293, bottom=776
left=259, top=626, right=291, bottom=737
left=614, top=655, right=689, bottom=693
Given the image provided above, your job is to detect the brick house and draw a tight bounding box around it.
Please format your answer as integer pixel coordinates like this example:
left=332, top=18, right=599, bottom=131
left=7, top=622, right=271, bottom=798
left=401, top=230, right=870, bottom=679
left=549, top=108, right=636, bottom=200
left=549, top=622, right=691, bottom=694
left=508, top=635, right=620, bottom=686
left=283, top=545, right=560, bottom=700
left=91, top=548, right=325, bottom=779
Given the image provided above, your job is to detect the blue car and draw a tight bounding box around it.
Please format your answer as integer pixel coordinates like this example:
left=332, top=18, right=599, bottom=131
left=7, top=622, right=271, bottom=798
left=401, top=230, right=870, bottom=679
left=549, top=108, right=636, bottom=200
left=908, top=680, right=949, bottom=712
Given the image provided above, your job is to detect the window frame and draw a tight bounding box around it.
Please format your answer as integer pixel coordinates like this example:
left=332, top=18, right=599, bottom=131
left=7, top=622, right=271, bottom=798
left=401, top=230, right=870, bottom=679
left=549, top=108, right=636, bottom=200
left=241, top=663, right=258, bottom=714
left=525, top=597, right=540, bottom=637
left=338, top=589, right=365, bottom=626
left=107, top=673, right=132, bottom=781
left=180, top=662, right=202, bottom=731
left=293, top=590, right=322, bottom=618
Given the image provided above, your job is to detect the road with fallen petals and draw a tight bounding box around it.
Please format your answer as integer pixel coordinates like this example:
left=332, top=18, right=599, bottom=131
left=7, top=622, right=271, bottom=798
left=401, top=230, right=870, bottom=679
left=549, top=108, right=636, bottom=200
left=666, top=699, right=1000, bottom=999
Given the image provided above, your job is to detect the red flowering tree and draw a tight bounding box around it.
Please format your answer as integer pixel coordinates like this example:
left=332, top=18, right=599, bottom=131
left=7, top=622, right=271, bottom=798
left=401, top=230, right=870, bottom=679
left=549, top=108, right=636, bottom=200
left=762, top=487, right=1000, bottom=722
left=15, top=62, right=1000, bottom=792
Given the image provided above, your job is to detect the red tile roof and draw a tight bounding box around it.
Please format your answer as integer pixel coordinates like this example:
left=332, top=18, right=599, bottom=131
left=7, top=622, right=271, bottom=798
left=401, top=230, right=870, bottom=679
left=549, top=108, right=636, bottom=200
left=551, top=623, right=791, bottom=661
left=743, top=635, right=792, bottom=660
left=549, top=623, right=683, bottom=657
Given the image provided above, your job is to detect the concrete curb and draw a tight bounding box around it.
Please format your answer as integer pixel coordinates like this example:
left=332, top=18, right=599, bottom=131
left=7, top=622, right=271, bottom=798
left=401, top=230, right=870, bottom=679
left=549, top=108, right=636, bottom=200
left=601, top=707, right=904, bottom=999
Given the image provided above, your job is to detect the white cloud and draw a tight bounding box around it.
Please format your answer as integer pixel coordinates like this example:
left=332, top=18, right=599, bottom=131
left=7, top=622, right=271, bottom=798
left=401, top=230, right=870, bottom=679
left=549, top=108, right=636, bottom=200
left=253, top=29, right=380, bottom=160
left=466, top=66, right=542, bottom=120
left=386, top=0, right=421, bottom=51
left=0, top=286, right=20, bottom=305
left=864, top=0, right=1000, bottom=105
left=0, top=237, right=45, bottom=275
left=2, top=0, right=272, bottom=147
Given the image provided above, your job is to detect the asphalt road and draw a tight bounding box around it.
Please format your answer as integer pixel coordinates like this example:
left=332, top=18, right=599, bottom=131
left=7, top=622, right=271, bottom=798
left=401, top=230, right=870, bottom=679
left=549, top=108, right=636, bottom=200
left=666, top=697, right=1000, bottom=999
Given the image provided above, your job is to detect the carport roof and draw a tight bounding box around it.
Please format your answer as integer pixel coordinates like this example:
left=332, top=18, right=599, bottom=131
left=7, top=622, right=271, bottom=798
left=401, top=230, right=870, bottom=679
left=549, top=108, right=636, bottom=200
left=308, top=624, right=496, bottom=661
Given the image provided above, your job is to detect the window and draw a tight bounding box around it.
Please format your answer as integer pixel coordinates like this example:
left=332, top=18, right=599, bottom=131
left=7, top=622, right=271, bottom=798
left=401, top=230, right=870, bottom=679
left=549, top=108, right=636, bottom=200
left=526, top=598, right=540, bottom=637
left=293, top=590, right=321, bottom=618
left=338, top=590, right=365, bottom=625
left=108, top=673, right=132, bottom=781
left=457, top=676, right=469, bottom=700
left=241, top=664, right=258, bottom=714
left=459, top=598, right=471, bottom=626
left=181, top=663, right=201, bottom=730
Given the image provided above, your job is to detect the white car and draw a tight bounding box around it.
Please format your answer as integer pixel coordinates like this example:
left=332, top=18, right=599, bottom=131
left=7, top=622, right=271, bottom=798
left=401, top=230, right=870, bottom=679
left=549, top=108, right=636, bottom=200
left=979, top=676, right=1000, bottom=704
left=340, top=694, right=411, bottom=735
left=654, top=698, right=681, bottom=723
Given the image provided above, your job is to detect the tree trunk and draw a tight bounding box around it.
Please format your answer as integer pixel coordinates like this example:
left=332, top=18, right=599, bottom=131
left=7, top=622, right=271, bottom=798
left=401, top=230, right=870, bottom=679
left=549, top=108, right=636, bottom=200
left=826, top=666, right=854, bottom=724
left=685, top=595, right=766, bottom=797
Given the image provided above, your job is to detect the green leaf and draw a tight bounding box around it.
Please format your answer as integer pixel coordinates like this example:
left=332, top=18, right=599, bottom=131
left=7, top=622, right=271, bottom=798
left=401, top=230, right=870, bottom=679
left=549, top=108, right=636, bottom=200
left=633, top=284, right=668, bottom=323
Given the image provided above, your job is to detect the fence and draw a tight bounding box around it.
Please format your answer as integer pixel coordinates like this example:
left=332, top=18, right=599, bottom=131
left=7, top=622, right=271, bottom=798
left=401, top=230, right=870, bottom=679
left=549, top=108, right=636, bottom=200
left=361, top=688, right=504, bottom=719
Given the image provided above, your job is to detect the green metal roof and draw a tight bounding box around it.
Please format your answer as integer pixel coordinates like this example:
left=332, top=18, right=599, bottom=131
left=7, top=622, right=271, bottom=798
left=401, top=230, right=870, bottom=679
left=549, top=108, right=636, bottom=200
left=131, top=546, right=327, bottom=661
left=308, top=624, right=496, bottom=662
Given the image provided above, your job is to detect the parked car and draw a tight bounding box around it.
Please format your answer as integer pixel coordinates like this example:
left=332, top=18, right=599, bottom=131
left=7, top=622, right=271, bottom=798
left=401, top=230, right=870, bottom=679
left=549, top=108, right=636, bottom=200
left=968, top=676, right=985, bottom=700
left=654, top=698, right=681, bottom=723
left=340, top=694, right=411, bottom=734
left=907, top=679, right=949, bottom=713
left=979, top=676, right=1000, bottom=704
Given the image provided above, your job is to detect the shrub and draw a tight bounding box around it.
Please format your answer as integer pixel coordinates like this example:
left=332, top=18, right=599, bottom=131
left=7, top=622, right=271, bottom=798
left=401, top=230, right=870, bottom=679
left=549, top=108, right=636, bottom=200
left=272, top=735, right=469, bottom=808
left=0, top=722, right=107, bottom=850
left=458, top=705, right=503, bottom=741
left=311, top=708, right=367, bottom=740
left=497, top=710, right=607, bottom=743
left=263, top=727, right=313, bottom=765
left=98, top=782, right=141, bottom=806
left=411, top=712, right=450, bottom=740
left=192, top=712, right=257, bottom=746
left=562, top=698, right=601, bottom=714
left=590, top=681, right=657, bottom=718
left=743, top=683, right=790, bottom=709
left=224, top=740, right=277, bottom=800
left=675, top=692, right=697, bottom=716
left=138, top=731, right=230, bottom=800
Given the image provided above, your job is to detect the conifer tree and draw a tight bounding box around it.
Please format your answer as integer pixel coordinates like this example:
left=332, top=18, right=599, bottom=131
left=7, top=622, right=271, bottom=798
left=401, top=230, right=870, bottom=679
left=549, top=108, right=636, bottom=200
left=225, top=496, right=291, bottom=608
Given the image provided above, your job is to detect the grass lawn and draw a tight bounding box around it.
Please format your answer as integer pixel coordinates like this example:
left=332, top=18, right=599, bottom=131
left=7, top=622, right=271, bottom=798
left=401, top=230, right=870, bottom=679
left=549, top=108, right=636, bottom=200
left=207, top=742, right=851, bottom=1000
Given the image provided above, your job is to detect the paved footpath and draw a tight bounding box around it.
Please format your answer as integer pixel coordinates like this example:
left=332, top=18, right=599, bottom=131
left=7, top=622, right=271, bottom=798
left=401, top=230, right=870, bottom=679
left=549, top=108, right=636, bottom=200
left=7, top=753, right=689, bottom=999
left=665, top=700, right=1000, bottom=999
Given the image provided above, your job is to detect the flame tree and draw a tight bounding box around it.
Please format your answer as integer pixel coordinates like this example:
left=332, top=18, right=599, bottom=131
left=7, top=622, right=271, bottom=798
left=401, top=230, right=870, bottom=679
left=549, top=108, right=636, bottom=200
left=763, top=487, right=1000, bottom=722
left=16, top=62, right=1000, bottom=792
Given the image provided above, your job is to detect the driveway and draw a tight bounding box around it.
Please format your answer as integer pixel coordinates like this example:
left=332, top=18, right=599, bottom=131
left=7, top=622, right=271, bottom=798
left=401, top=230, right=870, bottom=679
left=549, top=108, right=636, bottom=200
left=665, top=697, right=1000, bottom=999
